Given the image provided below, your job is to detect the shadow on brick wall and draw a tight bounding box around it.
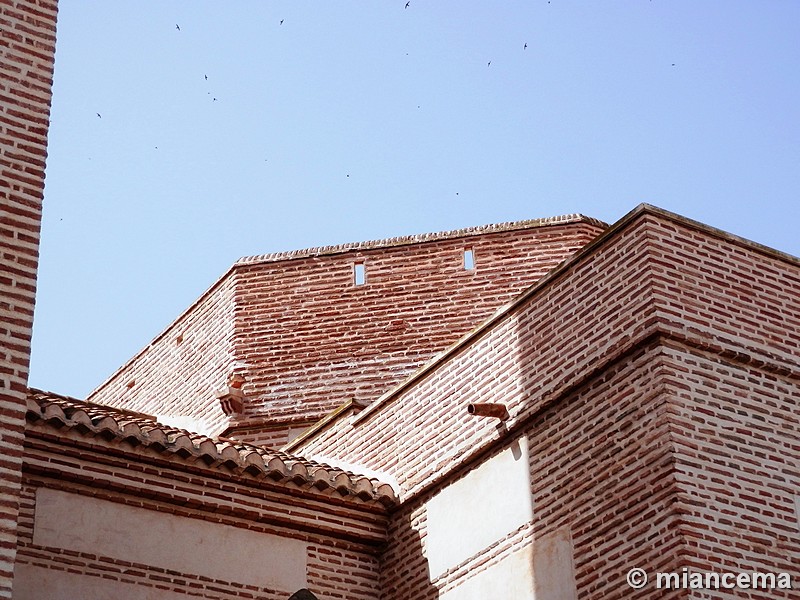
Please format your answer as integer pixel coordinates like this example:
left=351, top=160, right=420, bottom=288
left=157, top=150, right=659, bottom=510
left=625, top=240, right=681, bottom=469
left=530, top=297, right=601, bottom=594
left=380, top=507, right=439, bottom=599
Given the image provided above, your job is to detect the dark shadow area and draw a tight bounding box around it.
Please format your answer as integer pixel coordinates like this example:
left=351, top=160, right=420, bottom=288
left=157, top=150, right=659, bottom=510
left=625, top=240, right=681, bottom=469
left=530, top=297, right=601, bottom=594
left=379, top=504, right=439, bottom=600
left=288, top=589, right=319, bottom=600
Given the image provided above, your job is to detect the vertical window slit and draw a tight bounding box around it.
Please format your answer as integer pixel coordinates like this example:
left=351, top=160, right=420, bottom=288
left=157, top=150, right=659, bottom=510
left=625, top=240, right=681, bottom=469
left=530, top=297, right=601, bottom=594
left=354, top=262, right=365, bottom=286
left=463, top=248, right=475, bottom=270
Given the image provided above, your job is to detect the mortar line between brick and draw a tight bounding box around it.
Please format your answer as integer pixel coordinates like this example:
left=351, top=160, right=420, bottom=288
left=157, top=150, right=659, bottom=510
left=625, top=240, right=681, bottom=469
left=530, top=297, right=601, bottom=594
left=332, top=204, right=800, bottom=436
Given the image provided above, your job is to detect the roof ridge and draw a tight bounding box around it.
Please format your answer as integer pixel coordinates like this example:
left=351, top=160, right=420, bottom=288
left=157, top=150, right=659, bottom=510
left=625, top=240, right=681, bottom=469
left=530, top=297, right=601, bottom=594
left=236, top=214, right=607, bottom=266
left=29, top=387, right=166, bottom=422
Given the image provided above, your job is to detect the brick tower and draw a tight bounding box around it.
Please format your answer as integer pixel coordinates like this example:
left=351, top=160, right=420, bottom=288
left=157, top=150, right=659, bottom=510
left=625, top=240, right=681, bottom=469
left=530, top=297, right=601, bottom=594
left=0, top=1, right=59, bottom=596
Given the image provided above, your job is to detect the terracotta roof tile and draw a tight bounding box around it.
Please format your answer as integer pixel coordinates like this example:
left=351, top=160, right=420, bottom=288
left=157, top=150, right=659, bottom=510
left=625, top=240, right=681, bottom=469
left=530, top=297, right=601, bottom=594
left=26, top=389, right=396, bottom=507
left=236, top=214, right=607, bottom=266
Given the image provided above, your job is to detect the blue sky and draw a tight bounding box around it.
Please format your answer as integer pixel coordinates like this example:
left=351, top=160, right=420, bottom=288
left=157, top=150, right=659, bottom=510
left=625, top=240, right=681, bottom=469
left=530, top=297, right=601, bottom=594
left=29, top=1, right=800, bottom=398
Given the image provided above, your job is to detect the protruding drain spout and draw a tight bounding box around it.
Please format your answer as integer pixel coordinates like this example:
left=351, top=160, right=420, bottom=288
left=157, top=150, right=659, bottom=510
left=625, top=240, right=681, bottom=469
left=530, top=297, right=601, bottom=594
left=467, top=403, right=509, bottom=420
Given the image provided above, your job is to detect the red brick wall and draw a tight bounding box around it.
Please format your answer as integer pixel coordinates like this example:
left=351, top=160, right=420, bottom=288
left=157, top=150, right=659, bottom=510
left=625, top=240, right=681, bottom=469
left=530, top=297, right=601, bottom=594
left=19, top=427, right=386, bottom=599
left=307, top=545, right=382, bottom=600
left=293, top=214, right=662, bottom=497
left=641, top=212, right=800, bottom=372
left=90, top=218, right=604, bottom=444
left=527, top=342, right=684, bottom=599
left=0, top=0, right=58, bottom=595
left=89, top=273, right=238, bottom=435
left=379, top=502, right=432, bottom=599
left=294, top=207, right=800, bottom=598
left=378, top=342, right=684, bottom=599
left=631, top=213, right=800, bottom=596
left=232, top=221, right=603, bottom=426
left=662, top=345, right=799, bottom=597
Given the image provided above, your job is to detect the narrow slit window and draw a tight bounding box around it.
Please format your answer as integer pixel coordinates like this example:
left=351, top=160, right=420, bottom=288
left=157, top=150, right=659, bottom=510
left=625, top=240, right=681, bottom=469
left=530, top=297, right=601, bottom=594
left=353, top=262, right=365, bottom=286
left=463, top=248, right=475, bottom=270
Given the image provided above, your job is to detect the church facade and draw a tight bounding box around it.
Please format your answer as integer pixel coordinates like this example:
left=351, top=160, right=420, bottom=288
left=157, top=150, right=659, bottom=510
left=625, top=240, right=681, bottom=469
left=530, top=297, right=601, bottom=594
left=1, top=2, right=798, bottom=599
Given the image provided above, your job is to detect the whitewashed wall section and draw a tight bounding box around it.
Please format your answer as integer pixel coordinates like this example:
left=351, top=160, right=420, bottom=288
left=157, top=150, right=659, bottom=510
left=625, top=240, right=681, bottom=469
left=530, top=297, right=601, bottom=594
left=26, top=488, right=307, bottom=593
left=426, top=437, right=578, bottom=599
left=426, top=437, right=533, bottom=578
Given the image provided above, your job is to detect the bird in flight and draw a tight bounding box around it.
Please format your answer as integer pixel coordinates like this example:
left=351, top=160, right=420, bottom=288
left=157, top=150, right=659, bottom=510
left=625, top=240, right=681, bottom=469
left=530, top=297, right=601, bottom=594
left=175, top=24, right=180, bottom=31
left=405, top=1, right=410, bottom=8
left=487, top=61, right=491, bottom=67
left=96, top=113, right=101, bottom=118
left=280, top=19, right=284, bottom=25
left=524, top=43, right=527, bottom=49
left=204, top=74, right=208, bottom=80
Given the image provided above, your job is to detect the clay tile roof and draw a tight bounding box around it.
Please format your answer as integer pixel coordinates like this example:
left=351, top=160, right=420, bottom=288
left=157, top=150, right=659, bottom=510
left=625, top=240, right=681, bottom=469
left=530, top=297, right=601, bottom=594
left=26, top=389, right=396, bottom=507
left=235, top=214, right=607, bottom=266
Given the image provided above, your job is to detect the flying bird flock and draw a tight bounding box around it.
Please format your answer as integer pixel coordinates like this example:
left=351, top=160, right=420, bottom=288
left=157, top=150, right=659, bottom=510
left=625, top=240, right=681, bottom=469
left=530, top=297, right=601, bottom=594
left=89, top=2, right=676, bottom=186
left=92, top=3, right=536, bottom=179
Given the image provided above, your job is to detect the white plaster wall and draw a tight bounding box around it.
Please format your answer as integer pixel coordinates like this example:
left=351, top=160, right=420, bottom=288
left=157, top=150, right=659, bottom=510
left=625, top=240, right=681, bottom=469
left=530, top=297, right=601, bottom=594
left=436, top=528, right=577, bottom=600
left=532, top=527, right=578, bottom=600
left=13, top=564, right=200, bottom=600
left=426, top=437, right=533, bottom=578
left=33, top=488, right=307, bottom=591
left=440, top=545, right=535, bottom=600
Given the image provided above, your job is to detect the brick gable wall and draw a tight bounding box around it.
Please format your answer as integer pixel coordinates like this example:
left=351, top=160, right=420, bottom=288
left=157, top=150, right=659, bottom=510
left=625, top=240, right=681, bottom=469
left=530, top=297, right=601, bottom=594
left=0, top=0, right=58, bottom=596
left=292, top=213, right=663, bottom=497
left=231, top=223, right=603, bottom=424
left=89, top=218, right=604, bottom=445
left=292, top=206, right=799, bottom=598
left=86, top=273, right=239, bottom=435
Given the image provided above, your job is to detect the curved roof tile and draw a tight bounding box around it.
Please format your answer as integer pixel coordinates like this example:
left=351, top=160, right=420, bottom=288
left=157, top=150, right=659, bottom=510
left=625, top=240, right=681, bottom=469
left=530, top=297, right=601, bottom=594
left=236, top=214, right=607, bottom=266
left=26, top=389, right=396, bottom=507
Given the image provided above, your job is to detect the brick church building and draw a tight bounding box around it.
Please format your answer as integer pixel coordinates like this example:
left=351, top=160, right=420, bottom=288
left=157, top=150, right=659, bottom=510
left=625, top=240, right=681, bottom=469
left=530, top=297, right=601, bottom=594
left=1, top=2, right=798, bottom=598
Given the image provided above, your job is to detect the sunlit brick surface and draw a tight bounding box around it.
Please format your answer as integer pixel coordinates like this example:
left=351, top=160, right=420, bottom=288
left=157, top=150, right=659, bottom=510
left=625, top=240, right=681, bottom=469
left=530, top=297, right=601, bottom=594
left=90, top=217, right=605, bottom=444
left=0, top=0, right=58, bottom=596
